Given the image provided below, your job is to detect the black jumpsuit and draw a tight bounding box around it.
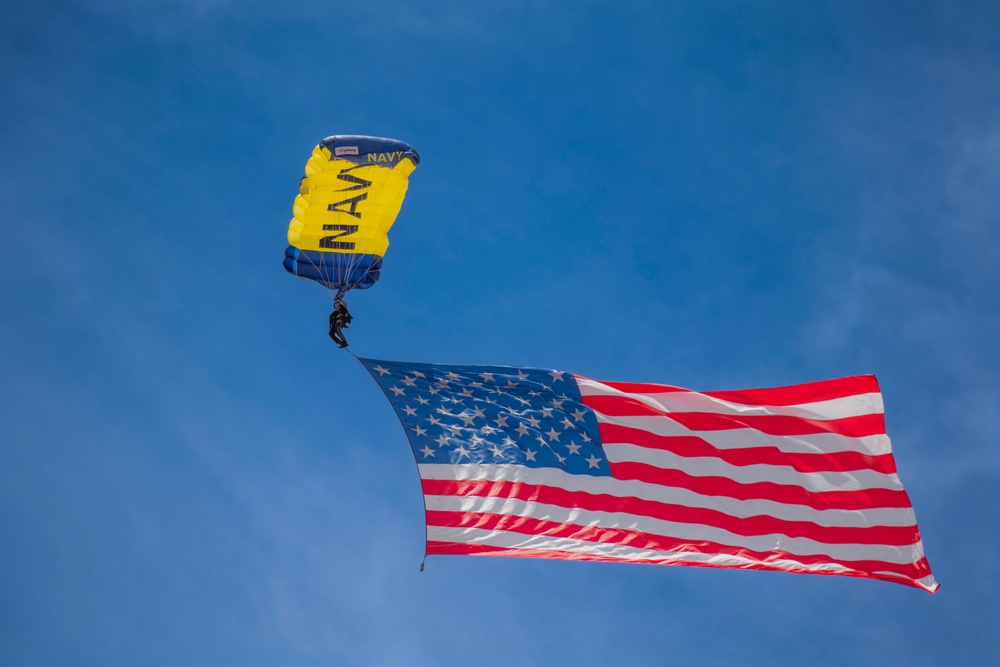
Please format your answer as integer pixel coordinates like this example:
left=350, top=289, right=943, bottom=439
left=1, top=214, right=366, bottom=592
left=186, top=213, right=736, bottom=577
left=328, top=303, right=352, bottom=347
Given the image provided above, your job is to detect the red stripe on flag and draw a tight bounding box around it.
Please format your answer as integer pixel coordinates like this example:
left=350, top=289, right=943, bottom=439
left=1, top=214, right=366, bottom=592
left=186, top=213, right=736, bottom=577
left=422, top=478, right=921, bottom=546
left=609, top=461, right=913, bottom=511
left=584, top=395, right=886, bottom=437
left=425, top=541, right=934, bottom=592
left=593, top=375, right=881, bottom=407
left=424, top=510, right=931, bottom=581
left=598, top=423, right=898, bottom=474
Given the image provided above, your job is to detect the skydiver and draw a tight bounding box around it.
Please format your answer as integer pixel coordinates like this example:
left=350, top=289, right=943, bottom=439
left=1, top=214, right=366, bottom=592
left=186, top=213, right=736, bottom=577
left=328, top=298, right=352, bottom=348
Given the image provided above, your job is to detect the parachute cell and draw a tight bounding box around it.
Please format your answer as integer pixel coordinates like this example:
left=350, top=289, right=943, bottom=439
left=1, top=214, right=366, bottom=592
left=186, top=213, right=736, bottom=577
left=283, top=135, right=419, bottom=295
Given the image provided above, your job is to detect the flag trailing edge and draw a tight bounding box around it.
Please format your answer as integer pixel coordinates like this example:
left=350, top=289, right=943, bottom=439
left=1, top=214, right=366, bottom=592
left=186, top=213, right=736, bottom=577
left=360, top=357, right=938, bottom=593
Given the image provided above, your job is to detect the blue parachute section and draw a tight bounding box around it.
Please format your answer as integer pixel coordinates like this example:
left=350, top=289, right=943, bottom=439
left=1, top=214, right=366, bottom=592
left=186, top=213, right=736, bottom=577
left=283, top=247, right=382, bottom=291
left=318, top=135, right=420, bottom=167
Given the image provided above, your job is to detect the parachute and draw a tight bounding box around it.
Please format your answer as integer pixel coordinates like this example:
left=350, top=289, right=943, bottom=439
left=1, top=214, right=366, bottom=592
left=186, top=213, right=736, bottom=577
left=283, top=135, right=419, bottom=298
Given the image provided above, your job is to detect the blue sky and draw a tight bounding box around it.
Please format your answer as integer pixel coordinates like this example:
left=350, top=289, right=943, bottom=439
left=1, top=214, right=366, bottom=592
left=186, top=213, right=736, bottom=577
left=2, top=1, right=998, bottom=664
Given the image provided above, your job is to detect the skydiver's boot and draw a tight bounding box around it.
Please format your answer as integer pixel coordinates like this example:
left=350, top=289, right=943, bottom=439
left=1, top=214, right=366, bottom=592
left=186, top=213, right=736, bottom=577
left=332, top=325, right=348, bottom=348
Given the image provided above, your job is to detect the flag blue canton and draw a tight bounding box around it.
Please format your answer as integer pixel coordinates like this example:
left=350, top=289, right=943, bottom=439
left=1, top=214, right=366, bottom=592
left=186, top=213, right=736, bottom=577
left=361, top=358, right=610, bottom=476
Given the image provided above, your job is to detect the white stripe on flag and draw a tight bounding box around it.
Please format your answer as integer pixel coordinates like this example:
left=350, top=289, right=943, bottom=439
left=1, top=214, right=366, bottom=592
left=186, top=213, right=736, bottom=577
left=576, top=377, right=885, bottom=419
left=424, top=494, right=927, bottom=566
left=593, top=412, right=893, bottom=455
left=418, top=464, right=919, bottom=529
left=600, top=442, right=904, bottom=492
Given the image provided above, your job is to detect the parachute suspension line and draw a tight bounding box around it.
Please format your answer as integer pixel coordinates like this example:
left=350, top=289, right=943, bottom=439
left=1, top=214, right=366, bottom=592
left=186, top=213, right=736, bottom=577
left=296, top=251, right=326, bottom=291
left=294, top=251, right=340, bottom=303
left=290, top=244, right=356, bottom=309
left=293, top=243, right=360, bottom=300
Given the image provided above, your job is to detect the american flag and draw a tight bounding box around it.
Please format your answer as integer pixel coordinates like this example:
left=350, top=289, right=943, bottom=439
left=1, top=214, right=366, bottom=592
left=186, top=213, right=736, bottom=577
left=360, top=358, right=937, bottom=593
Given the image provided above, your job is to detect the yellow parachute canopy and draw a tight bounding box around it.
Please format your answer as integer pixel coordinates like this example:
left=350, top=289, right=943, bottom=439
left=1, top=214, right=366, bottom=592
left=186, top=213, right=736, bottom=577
left=283, top=135, right=419, bottom=294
